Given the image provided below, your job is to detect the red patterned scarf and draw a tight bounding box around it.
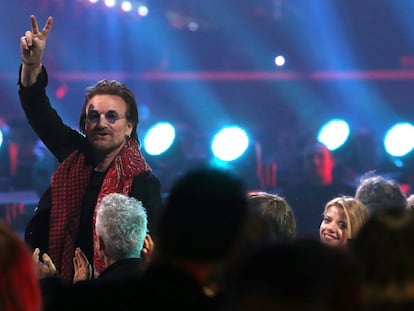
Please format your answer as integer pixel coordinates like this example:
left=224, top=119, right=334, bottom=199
left=49, top=139, right=151, bottom=282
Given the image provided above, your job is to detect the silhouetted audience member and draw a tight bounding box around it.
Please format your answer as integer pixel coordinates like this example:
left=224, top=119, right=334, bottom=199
left=0, top=220, right=42, bottom=311
left=224, top=239, right=363, bottom=311
left=215, top=191, right=297, bottom=300
left=122, top=166, right=249, bottom=310
left=355, top=173, right=408, bottom=214
left=350, top=208, right=414, bottom=310
left=242, top=191, right=296, bottom=247
left=283, top=140, right=355, bottom=238
left=320, top=196, right=369, bottom=248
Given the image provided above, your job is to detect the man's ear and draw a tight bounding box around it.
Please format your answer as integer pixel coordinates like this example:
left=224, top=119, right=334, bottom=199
left=127, top=121, right=134, bottom=137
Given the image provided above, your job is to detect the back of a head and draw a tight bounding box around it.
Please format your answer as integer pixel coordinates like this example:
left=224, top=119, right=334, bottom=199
left=95, top=193, right=148, bottom=260
left=355, top=174, right=408, bottom=214
left=228, top=239, right=362, bottom=311
left=351, top=208, right=414, bottom=288
left=243, top=191, right=296, bottom=246
left=0, top=221, right=42, bottom=311
left=156, top=166, right=248, bottom=261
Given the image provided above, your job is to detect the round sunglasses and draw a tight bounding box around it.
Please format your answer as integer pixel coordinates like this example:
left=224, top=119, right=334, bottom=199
left=86, top=110, right=126, bottom=124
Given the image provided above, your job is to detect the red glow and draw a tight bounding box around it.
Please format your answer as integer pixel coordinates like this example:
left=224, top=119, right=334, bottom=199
left=55, top=84, right=68, bottom=99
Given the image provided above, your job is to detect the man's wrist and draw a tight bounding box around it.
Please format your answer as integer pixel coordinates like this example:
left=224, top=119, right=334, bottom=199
left=21, top=58, right=42, bottom=67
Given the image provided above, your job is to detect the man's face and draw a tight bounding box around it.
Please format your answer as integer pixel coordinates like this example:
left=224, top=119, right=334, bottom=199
left=84, top=94, right=133, bottom=154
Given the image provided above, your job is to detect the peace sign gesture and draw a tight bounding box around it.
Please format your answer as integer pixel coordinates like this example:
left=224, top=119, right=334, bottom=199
left=20, top=15, right=53, bottom=67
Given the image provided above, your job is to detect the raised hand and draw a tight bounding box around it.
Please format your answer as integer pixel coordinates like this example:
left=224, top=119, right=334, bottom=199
left=20, top=15, right=53, bottom=66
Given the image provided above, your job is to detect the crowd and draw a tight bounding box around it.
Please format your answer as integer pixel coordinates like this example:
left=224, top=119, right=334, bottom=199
left=2, top=14, right=414, bottom=311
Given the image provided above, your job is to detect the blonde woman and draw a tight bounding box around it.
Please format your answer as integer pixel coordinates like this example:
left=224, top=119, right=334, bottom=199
left=320, top=196, right=369, bottom=248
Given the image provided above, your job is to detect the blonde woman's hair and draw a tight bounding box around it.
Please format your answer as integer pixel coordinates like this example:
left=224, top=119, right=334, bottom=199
left=324, top=196, right=369, bottom=239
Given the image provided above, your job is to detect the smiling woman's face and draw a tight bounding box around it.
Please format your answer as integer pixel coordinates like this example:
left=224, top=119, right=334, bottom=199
left=319, top=205, right=348, bottom=247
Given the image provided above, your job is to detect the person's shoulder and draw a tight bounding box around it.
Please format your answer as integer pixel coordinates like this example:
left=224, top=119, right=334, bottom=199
left=130, top=172, right=163, bottom=209
left=132, top=171, right=161, bottom=187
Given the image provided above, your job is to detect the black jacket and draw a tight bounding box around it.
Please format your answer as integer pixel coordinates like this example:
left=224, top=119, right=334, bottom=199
left=18, top=66, right=163, bottom=254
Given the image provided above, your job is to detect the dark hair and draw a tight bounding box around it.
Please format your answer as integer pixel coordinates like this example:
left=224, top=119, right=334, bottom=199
left=79, top=79, right=139, bottom=142
left=355, top=174, right=408, bottom=214
left=230, top=239, right=363, bottom=310
left=156, top=166, right=248, bottom=261
left=351, top=208, right=414, bottom=287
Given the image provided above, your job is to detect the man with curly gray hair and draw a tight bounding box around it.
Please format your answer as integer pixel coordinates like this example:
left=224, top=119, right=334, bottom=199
left=33, top=193, right=152, bottom=309
left=93, top=193, right=150, bottom=279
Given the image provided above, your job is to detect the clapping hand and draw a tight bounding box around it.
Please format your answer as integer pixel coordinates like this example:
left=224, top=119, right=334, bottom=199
left=32, top=247, right=58, bottom=279
left=73, top=247, right=92, bottom=283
